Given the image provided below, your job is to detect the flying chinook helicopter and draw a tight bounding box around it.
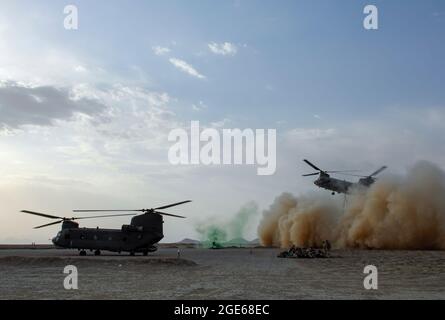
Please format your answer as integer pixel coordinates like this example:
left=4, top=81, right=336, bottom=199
left=21, top=200, right=191, bottom=256
left=302, top=159, right=387, bottom=195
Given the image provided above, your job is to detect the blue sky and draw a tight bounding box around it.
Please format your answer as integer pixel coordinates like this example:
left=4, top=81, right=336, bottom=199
left=0, top=0, right=444, bottom=242
left=6, top=0, right=445, bottom=124
left=45, top=1, right=445, bottom=119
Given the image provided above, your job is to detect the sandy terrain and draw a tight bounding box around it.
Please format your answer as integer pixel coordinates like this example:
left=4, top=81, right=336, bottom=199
left=0, top=248, right=444, bottom=299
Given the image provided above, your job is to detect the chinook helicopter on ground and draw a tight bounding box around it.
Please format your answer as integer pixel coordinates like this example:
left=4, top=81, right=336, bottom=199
left=21, top=200, right=191, bottom=256
left=302, top=159, right=387, bottom=195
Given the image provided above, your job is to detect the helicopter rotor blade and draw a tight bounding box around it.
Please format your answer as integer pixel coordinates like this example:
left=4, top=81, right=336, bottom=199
left=154, top=211, right=186, bottom=218
left=21, top=210, right=64, bottom=220
left=73, top=213, right=137, bottom=220
left=369, top=166, right=387, bottom=177
left=302, top=172, right=320, bottom=177
left=34, top=220, right=63, bottom=229
left=73, top=209, right=143, bottom=213
left=73, top=201, right=191, bottom=217
left=73, top=200, right=192, bottom=213
left=303, top=159, right=322, bottom=172
left=154, top=200, right=192, bottom=210
left=335, top=173, right=368, bottom=178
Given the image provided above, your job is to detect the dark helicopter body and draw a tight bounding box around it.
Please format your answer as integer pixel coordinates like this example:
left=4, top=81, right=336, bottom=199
left=303, top=159, right=387, bottom=195
left=22, top=200, right=191, bottom=256
left=52, top=214, right=163, bottom=255
left=314, top=172, right=353, bottom=194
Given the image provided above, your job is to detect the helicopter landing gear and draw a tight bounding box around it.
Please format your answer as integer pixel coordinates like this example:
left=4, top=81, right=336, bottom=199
left=79, top=250, right=87, bottom=256
left=129, top=251, right=135, bottom=256
left=143, top=250, right=148, bottom=256
left=94, top=250, right=101, bottom=256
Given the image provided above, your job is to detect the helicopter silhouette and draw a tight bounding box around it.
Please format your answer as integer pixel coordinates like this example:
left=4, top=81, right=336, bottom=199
left=303, top=159, right=387, bottom=195
left=21, top=200, right=191, bottom=256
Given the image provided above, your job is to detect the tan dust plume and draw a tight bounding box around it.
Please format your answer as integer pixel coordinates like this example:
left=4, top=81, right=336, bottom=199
left=258, top=161, right=445, bottom=250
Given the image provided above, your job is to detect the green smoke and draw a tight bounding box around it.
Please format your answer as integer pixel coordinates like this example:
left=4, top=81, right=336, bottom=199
left=195, top=201, right=258, bottom=248
left=195, top=225, right=227, bottom=248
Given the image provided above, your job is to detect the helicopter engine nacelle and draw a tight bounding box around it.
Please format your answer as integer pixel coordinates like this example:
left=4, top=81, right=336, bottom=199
left=121, top=224, right=143, bottom=232
left=130, top=213, right=163, bottom=236
left=62, top=220, right=79, bottom=230
left=359, top=177, right=375, bottom=187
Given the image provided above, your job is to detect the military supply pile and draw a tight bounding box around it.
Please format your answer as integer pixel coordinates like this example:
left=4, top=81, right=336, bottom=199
left=210, top=241, right=224, bottom=249
left=278, top=240, right=331, bottom=259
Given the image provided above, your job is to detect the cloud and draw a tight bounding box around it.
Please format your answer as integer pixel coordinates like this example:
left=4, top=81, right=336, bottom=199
left=286, top=128, right=336, bottom=140
left=169, top=58, right=206, bottom=79
left=0, top=81, right=106, bottom=129
left=152, top=46, right=171, bottom=56
left=0, top=82, right=186, bottom=190
left=192, top=101, right=207, bottom=111
left=210, top=118, right=231, bottom=128
left=74, top=65, right=87, bottom=73
left=50, top=84, right=182, bottom=165
left=208, top=42, right=238, bottom=56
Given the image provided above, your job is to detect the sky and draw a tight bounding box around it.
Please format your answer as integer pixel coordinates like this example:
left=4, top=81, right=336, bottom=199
left=0, top=0, right=444, bottom=243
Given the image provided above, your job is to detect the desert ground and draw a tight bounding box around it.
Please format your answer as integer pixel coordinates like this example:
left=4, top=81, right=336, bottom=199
left=0, top=247, right=444, bottom=299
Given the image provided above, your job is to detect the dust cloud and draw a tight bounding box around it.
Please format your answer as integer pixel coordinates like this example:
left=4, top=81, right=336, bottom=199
left=258, top=161, right=445, bottom=250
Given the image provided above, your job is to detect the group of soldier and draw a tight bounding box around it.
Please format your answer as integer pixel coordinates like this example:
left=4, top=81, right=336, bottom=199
left=278, top=240, right=332, bottom=259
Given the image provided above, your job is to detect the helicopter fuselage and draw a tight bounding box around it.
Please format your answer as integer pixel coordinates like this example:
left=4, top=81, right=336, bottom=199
left=52, top=213, right=163, bottom=254
left=314, top=174, right=353, bottom=194
left=314, top=173, right=372, bottom=195
left=303, top=159, right=386, bottom=195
